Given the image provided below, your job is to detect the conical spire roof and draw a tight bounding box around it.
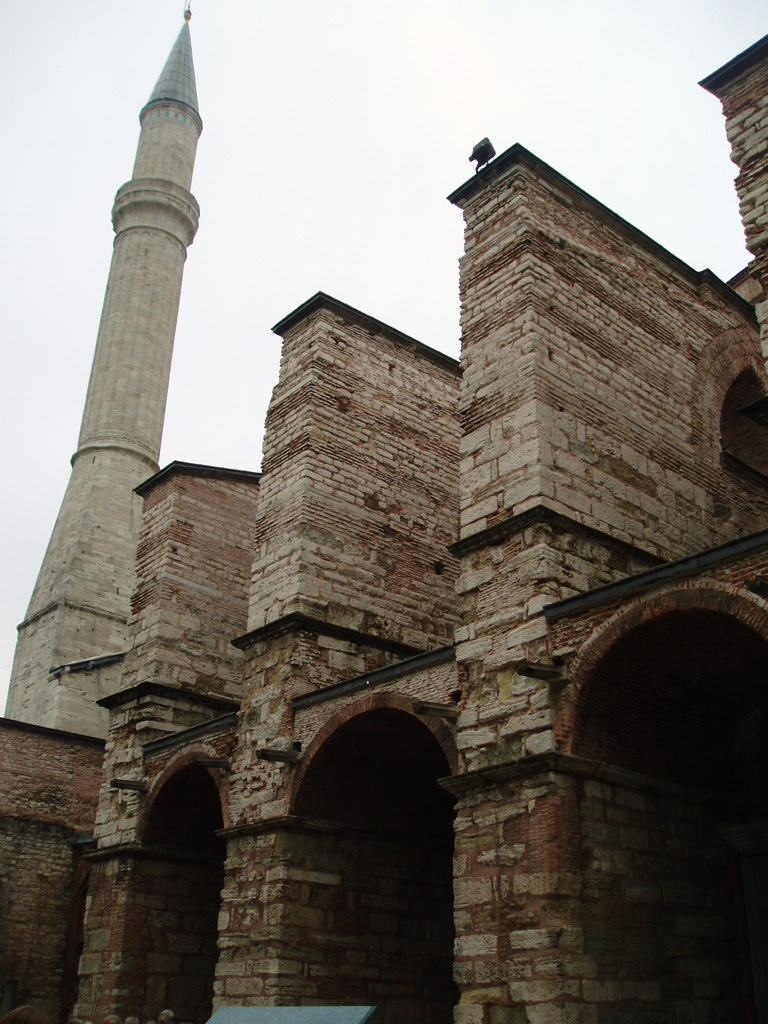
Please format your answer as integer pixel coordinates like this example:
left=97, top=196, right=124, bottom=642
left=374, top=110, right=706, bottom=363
left=145, top=20, right=199, bottom=116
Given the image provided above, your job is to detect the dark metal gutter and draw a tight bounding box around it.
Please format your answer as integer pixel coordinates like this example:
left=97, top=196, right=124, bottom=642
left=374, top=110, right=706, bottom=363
left=545, top=526, right=768, bottom=623
left=292, top=645, right=456, bottom=711
left=136, top=460, right=262, bottom=497
left=143, top=712, right=238, bottom=755
left=699, top=33, right=768, bottom=94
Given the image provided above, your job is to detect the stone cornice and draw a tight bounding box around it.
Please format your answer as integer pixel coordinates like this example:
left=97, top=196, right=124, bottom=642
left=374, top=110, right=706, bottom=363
left=450, top=503, right=659, bottom=563
left=0, top=716, right=105, bottom=748
left=440, top=750, right=710, bottom=802
left=98, top=680, right=239, bottom=713
left=292, top=645, right=455, bottom=711
left=233, top=611, right=423, bottom=658
left=545, top=525, right=768, bottom=623
left=84, top=840, right=219, bottom=865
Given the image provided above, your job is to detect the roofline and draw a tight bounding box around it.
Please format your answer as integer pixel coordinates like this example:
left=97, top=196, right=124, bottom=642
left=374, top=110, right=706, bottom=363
left=233, top=611, right=422, bottom=658
left=135, top=460, right=262, bottom=497
left=272, top=292, right=461, bottom=374
left=0, top=715, right=105, bottom=748
left=699, top=33, right=768, bottom=95
left=447, top=143, right=756, bottom=319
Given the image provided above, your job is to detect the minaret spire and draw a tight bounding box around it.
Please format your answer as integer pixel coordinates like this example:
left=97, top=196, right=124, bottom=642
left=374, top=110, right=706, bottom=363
left=5, top=22, right=203, bottom=736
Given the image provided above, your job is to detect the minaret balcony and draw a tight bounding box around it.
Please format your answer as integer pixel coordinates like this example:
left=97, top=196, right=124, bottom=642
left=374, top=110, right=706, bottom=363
left=112, top=178, right=199, bottom=248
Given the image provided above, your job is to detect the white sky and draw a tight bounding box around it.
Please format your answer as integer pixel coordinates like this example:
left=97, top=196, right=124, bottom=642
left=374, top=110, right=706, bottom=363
left=1, top=0, right=765, bottom=713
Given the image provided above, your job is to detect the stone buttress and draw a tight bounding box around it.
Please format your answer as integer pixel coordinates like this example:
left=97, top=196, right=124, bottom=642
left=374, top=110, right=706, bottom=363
left=445, top=136, right=768, bottom=1020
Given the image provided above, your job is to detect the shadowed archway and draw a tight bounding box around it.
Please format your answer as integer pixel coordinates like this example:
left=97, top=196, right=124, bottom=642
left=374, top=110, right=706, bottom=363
left=571, top=606, right=768, bottom=1021
left=137, top=764, right=225, bottom=1024
left=291, top=706, right=457, bottom=1024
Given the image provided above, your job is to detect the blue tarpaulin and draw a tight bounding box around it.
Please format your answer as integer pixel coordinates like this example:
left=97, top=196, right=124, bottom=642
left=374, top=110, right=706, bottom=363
left=207, top=1008, right=377, bottom=1024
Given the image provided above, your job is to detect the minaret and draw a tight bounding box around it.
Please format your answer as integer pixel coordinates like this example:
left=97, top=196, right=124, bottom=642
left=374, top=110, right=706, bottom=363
left=5, top=13, right=202, bottom=737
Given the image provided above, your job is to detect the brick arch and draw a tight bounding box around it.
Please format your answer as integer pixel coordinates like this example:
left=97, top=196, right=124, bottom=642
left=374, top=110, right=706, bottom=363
left=557, top=581, right=768, bottom=753
left=138, top=747, right=230, bottom=839
left=689, top=326, right=767, bottom=452
left=290, top=692, right=457, bottom=812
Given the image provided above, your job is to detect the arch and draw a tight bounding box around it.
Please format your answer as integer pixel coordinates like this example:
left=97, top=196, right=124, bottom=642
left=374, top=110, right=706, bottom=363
left=559, top=580, right=768, bottom=754
left=291, top=691, right=457, bottom=810
left=128, top=752, right=227, bottom=1024
left=690, top=326, right=768, bottom=456
left=283, top=692, right=457, bottom=1020
left=720, top=367, right=768, bottom=477
left=561, top=581, right=768, bottom=1017
left=139, top=748, right=230, bottom=839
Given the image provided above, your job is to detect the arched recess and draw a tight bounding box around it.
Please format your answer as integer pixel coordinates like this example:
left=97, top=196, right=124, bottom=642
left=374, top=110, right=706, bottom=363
left=289, top=696, right=457, bottom=1023
left=132, top=759, right=226, bottom=1024
left=562, top=585, right=768, bottom=1021
left=689, top=326, right=767, bottom=455
left=720, top=367, right=768, bottom=478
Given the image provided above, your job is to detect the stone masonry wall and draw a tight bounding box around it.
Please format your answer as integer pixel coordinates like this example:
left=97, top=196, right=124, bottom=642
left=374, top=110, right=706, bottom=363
left=448, top=766, right=583, bottom=1024
left=454, top=515, right=658, bottom=774
left=448, top=760, right=750, bottom=1023
left=0, top=720, right=103, bottom=1023
left=77, top=722, right=235, bottom=1024
left=133, top=103, right=201, bottom=192
left=704, top=42, right=768, bottom=390
left=77, top=852, right=223, bottom=1024
left=250, top=299, right=461, bottom=652
left=230, top=642, right=460, bottom=830
left=218, top=660, right=460, bottom=1017
left=449, top=145, right=768, bottom=774
left=578, top=774, right=745, bottom=1021
left=92, top=691, right=236, bottom=851
left=453, top=150, right=768, bottom=561
left=217, top=826, right=453, bottom=1023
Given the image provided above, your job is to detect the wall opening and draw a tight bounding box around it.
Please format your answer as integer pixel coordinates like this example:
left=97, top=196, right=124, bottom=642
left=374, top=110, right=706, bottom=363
left=720, top=369, right=768, bottom=481
left=137, top=765, right=225, bottom=1024
left=293, top=707, right=456, bottom=1024
left=573, top=608, right=768, bottom=1021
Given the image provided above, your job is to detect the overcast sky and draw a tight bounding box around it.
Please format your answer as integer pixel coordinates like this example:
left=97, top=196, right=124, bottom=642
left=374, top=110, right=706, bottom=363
left=1, top=1, right=765, bottom=713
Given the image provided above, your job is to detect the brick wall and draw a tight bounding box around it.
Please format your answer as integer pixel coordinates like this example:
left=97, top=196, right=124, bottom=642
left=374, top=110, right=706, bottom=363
left=0, top=719, right=103, bottom=1023
left=217, top=826, right=453, bottom=1022
left=124, top=464, right=261, bottom=697
left=250, top=296, right=461, bottom=652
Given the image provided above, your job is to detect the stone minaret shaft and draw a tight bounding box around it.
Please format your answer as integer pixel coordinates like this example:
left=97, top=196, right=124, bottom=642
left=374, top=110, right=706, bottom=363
left=5, top=19, right=201, bottom=737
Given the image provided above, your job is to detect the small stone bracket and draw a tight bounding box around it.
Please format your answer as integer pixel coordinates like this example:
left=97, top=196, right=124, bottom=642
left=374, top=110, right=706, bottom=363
left=190, top=757, right=230, bottom=770
left=514, top=660, right=568, bottom=685
left=413, top=700, right=459, bottom=721
left=110, top=777, right=148, bottom=792
left=256, top=748, right=300, bottom=764
left=746, top=576, right=768, bottom=598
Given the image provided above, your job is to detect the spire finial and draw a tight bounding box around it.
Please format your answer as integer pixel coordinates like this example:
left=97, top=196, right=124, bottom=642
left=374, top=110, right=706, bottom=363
left=184, top=2, right=192, bottom=22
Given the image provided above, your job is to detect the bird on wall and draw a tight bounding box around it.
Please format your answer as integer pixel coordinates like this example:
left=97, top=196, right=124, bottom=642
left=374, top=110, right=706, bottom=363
left=469, top=138, right=496, bottom=171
